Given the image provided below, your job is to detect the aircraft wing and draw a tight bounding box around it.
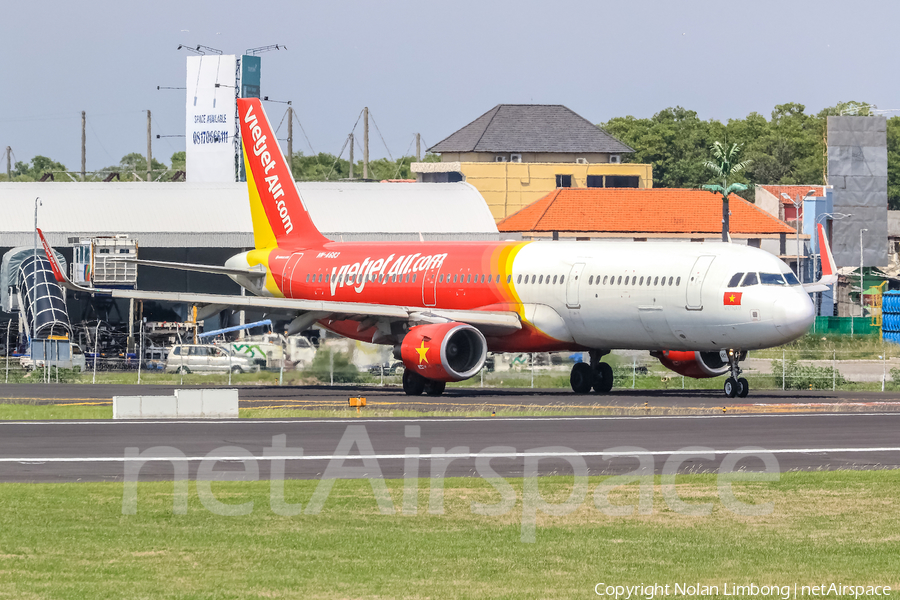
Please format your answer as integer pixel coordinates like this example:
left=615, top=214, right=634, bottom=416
left=802, top=223, right=838, bottom=293
left=111, top=258, right=266, bottom=279
left=38, top=229, right=521, bottom=335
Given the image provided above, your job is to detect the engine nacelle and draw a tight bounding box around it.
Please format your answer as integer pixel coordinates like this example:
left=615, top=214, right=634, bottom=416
left=400, top=322, right=487, bottom=382
left=652, top=350, right=730, bottom=379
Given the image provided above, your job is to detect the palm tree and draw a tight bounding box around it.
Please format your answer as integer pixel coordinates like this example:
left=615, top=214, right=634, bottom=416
left=702, top=141, right=751, bottom=242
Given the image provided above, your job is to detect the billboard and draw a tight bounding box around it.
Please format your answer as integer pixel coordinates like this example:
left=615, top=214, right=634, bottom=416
left=241, top=55, right=261, bottom=98
left=186, top=55, right=237, bottom=182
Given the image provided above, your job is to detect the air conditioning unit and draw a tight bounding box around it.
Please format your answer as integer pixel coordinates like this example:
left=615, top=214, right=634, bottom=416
left=510, top=154, right=522, bottom=163
left=609, top=154, right=621, bottom=164
left=575, top=157, right=587, bottom=164
left=495, top=155, right=508, bottom=162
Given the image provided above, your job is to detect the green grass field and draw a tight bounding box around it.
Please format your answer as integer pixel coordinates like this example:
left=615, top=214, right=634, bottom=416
left=0, top=471, right=896, bottom=599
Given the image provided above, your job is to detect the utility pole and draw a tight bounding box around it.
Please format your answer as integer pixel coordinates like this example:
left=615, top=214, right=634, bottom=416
left=348, top=133, right=354, bottom=179
left=416, top=133, right=421, bottom=162
left=363, top=106, right=369, bottom=180
left=81, top=112, right=86, bottom=181
left=287, top=106, right=293, bottom=175
left=5, top=147, right=10, bottom=180
left=146, top=110, right=152, bottom=182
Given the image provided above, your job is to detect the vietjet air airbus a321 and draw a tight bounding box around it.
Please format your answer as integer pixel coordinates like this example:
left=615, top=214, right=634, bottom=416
left=39, top=98, right=834, bottom=398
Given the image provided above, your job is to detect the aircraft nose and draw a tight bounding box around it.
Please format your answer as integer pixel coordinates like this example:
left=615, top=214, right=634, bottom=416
left=774, top=294, right=815, bottom=340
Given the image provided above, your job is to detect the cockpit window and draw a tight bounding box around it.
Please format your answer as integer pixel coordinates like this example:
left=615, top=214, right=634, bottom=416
left=760, top=272, right=788, bottom=286
left=783, top=272, right=800, bottom=286
left=741, top=272, right=759, bottom=287
left=727, top=273, right=744, bottom=287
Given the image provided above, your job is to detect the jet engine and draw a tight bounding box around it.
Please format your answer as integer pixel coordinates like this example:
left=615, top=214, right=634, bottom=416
left=400, top=322, right=487, bottom=382
left=651, top=350, right=731, bottom=379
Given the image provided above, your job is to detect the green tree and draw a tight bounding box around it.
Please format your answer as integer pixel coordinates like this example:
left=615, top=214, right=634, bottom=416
left=601, top=107, right=723, bottom=189
left=104, top=152, right=167, bottom=181
left=12, top=155, right=68, bottom=181
left=702, top=141, right=751, bottom=242
left=888, top=117, right=900, bottom=210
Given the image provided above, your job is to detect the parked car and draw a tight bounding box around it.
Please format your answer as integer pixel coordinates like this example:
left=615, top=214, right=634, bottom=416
left=165, top=344, right=257, bottom=374
left=22, top=341, right=86, bottom=373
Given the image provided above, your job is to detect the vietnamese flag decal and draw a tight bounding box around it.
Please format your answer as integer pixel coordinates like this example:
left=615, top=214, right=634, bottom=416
left=724, top=292, right=743, bottom=306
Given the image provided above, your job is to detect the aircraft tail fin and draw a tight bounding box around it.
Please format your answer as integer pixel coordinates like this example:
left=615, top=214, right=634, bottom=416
left=803, top=223, right=838, bottom=293
left=237, top=98, right=329, bottom=250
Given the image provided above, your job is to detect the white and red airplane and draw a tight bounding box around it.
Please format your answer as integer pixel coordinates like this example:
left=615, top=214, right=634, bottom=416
left=38, top=98, right=833, bottom=398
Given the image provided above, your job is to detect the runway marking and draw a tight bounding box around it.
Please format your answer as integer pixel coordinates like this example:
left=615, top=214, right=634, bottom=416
left=2, top=447, right=899, bottom=463
left=2, top=412, right=900, bottom=425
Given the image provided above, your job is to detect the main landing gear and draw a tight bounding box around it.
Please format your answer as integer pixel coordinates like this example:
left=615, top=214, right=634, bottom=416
left=570, top=349, right=614, bottom=394
left=722, top=349, right=749, bottom=399
left=402, top=369, right=446, bottom=397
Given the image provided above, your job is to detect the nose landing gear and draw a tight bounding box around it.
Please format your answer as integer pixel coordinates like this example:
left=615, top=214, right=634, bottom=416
left=723, top=349, right=749, bottom=399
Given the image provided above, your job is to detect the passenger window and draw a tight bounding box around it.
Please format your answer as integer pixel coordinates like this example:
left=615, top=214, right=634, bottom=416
left=453, top=274, right=458, bottom=283
left=741, top=273, right=758, bottom=287
left=647, top=277, right=652, bottom=286
left=412, top=274, right=417, bottom=283
left=516, top=274, right=521, bottom=284
left=653, top=276, right=659, bottom=286
left=539, top=275, right=543, bottom=284
left=531, top=275, right=536, bottom=284
left=668, top=277, right=674, bottom=286
left=639, top=276, right=644, bottom=285
left=560, top=275, right=564, bottom=284
left=727, top=273, right=744, bottom=287
left=325, top=274, right=330, bottom=283
left=676, top=277, right=681, bottom=286
left=617, top=276, right=622, bottom=285
left=439, top=274, right=444, bottom=283
left=589, top=276, right=593, bottom=285
left=306, top=274, right=310, bottom=282
left=466, top=274, right=471, bottom=283
left=624, top=276, right=630, bottom=285
left=553, top=275, right=558, bottom=284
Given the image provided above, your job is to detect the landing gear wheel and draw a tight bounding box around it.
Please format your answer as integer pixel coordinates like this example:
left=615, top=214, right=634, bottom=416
left=402, top=369, right=426, bottom=396
left=736, top=377, right=749, bottom=398
left=593, top=362, right=614, bottom=393
left=570, top=362, right=594, bottom=394
left=424, top=380, right=446, bottom=396
left=724, top=377, right=738, bottom=398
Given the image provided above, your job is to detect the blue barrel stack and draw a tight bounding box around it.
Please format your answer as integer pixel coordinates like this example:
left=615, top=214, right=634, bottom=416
left=882, top=291, right=900, bottom=344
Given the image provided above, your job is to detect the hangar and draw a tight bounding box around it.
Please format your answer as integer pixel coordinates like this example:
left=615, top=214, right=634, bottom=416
left=0, top=181, right=498, bottom=328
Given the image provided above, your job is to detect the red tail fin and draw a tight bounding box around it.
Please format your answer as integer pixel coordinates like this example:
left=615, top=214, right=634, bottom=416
left=237, top=98, right=328, bottom=249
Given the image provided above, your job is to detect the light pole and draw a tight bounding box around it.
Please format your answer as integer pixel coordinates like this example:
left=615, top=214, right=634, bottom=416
left=860, top=228, right=868, bottom=320
left=32, top=198, right=41, bottom=356
left=781, top=190, right=818, bottom=283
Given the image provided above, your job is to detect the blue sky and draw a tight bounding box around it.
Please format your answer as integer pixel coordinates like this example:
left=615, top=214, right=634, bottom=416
left=2, top=0, right=897, bottom=172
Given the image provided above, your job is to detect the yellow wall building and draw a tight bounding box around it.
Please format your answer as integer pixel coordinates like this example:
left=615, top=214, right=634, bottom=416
left=412, top=104, right=652, bottom=222
left=413, top=160, right=652, bottom=221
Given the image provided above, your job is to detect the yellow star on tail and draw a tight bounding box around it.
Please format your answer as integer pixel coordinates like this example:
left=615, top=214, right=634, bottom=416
left=416, top=341, right=429, bottom=364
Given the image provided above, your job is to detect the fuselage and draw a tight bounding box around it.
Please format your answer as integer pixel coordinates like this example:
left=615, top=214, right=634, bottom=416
left=225, top=238, right=816, bottom=354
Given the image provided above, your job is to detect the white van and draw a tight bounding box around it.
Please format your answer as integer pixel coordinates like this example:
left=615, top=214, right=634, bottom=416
left=23, top=340, right=86, bottom=372
left=165, top=344, right=257, bottom=374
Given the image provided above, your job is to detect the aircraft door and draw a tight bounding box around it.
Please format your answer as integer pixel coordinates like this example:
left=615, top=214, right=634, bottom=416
left=566, top=263, right=586, bottom=308
left=685, top=255, right=715, bottom=310
left=422, top=263, right=441, bottom=307
left=280, top=253, right=304, bottom=298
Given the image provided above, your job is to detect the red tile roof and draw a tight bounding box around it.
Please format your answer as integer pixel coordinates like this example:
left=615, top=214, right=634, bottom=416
left=497, top=188, right=796, bottom=235
left=759, top=185, right=825, bottom=205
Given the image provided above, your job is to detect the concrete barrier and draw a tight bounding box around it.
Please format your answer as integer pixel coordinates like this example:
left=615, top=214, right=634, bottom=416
left=113, top=389, right=239, bottom=419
